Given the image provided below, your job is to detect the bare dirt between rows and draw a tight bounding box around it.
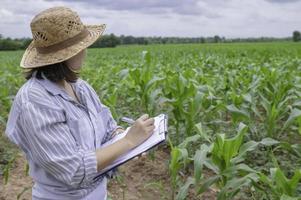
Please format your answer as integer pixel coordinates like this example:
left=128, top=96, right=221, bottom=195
left=0, top=146, right=216, bottom=200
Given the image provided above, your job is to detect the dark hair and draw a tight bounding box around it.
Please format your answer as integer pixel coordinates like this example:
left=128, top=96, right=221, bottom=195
left=23, top=62, right=79, bottom=83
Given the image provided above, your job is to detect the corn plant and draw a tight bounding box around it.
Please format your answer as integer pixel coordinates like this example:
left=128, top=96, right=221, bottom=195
left=119, top=51, right=164, bottom=116
left=253, top=168, right=301, bottom=200
left=197, top=123, right=259, bottom=200
left=174, top=123, right=284, bottom=200
left=168, top=134, right=202, bottom=200
left=169, top=123, right=254, bottom=200
left=161, top=70, right=204, bottom=144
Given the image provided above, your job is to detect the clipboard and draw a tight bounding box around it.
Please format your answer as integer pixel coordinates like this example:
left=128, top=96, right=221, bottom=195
left=93, top=113, right=168, bottom=180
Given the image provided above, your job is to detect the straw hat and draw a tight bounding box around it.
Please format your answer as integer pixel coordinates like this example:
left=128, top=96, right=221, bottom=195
left=20, top=6, right=106, bottom=68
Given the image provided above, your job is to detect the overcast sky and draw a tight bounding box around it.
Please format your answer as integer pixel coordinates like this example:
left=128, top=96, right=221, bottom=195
left=0, top=0, right=300, bottom=39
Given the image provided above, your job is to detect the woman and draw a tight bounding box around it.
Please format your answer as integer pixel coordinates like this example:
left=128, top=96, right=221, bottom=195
left=5, top=6, right=155, bottom=200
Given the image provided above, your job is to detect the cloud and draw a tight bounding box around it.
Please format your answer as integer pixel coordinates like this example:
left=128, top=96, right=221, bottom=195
left=0, top=0, right=300, bottom=38
left=265, top=0, right=301, bottom=3
left=44, top=0, right=221, bottom=17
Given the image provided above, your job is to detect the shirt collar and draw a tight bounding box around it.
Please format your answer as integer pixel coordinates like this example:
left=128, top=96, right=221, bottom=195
left=33, top=70, right=83, bottom=99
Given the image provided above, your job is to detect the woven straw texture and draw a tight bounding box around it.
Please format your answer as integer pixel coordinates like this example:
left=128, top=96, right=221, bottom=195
left=20, top=6, right=106, bottom=69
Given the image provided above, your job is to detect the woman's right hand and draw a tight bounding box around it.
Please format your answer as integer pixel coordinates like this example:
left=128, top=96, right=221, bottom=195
left=124, top=114, right=155, bottom=149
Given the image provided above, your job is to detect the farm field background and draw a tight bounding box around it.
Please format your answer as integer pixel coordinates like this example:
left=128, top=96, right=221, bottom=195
left=0, top=42, right=301, bottom=199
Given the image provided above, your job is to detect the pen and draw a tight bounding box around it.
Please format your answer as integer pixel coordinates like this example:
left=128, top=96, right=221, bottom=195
left=121, top=116, right=135, bottom=124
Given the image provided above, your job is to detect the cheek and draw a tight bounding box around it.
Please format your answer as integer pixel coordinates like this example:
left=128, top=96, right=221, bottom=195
left=66, top=57, right=83, bottom=70
left=70, top=62, right=82, bottom=70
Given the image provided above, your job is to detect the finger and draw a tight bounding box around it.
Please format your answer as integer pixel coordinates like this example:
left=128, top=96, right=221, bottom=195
left=138, top=114, right=149, bottom=121
left=134, top=156, right=139, bottom=160
left=144, top=118, right=155, bottom=126
left=146, top=125, right=156, bottom=132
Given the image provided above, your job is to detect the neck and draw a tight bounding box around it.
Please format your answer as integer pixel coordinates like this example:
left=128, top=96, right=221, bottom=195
left=57, top=79, right=67, bottom=89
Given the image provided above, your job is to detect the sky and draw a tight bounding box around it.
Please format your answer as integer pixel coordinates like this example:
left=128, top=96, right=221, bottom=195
left=0, top=0, right=300, bottom=39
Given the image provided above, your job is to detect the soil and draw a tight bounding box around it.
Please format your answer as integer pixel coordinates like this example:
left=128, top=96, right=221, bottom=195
left=0, top=146, right=216, bottom=200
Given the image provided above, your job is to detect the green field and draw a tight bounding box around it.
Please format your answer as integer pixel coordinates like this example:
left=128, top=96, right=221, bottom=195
left=1, top=42, right=301, bottom=199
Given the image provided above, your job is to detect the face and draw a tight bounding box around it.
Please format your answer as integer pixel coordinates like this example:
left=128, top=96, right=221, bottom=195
left=65, top=48, right=87, bottom=71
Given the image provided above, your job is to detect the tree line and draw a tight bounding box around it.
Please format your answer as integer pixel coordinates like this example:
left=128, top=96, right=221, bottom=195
left=0, top=30, right=300, bottom=51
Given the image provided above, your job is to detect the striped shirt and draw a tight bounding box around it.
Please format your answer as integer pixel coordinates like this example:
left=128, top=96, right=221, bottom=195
left=5, top=70, right=122, bottom=200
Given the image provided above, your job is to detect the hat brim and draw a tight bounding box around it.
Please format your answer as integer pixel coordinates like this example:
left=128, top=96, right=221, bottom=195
left=20, top=24, right=106, bottom=69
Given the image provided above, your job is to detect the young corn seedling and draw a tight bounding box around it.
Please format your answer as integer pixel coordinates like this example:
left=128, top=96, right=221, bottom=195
left=253, top=168, right=301, bottom=200
left=121, top=50, right=163, bottom=116
left=168, top=134, right=202, bottom=200
left=194, top=123, right=259, bottom=200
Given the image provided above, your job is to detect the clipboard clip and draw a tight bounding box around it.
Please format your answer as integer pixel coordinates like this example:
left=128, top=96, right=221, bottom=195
left=158, top=114, right=168, bottom=135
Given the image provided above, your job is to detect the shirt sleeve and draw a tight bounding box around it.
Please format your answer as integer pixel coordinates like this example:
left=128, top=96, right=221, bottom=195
left=19, top=101, right=98, bottom=189
left=5, top=96, right=22, bottom=146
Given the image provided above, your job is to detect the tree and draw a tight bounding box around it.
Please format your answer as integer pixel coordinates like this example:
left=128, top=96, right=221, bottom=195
left=214, top=35, right=221, bottom=43
left=293, top=31, right=301, bottom=42
left=0, top=38, right=21, bottom=50
left=122, top=36, right=135, bottom=44
left=90, top=33, right=120, bottom=48
left=200, top=37, right=205, bottom=43
left=23, top=39, right=32, bottom=48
